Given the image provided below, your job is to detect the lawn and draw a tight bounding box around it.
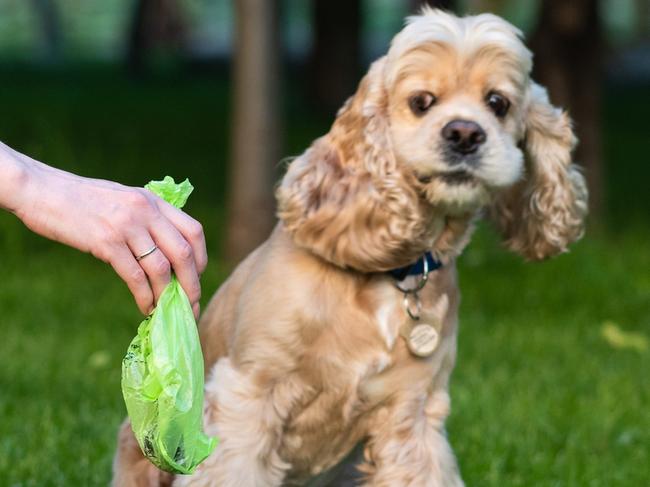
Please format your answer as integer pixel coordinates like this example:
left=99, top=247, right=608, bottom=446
left=0, top=68, right=648, bottom=486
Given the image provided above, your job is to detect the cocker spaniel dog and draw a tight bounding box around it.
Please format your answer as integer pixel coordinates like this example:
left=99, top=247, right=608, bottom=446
left=113, top=8, right=587, bottom=487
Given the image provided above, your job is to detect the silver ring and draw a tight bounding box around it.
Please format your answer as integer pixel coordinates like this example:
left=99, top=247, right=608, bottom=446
left=135, top=245, right=158, bottom=261
left=394, top=254, right=430, bottom=294
left=403, top=292, right=422, bottom=321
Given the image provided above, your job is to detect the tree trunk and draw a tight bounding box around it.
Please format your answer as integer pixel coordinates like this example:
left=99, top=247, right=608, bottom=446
left=637, top=0, right=650, bottom=36
left=410, top=0, right=457, bottom=13
left=463, top=0, right=507, bottom=13
left=126, top=0, right=187, bottom=74
left=31, top=0, right=62, bottom=63
left=309, top=0, right=362, bottom=115
left=225, top=0, right=282, bottom=265
left=530, top=0, right=604, bottom=219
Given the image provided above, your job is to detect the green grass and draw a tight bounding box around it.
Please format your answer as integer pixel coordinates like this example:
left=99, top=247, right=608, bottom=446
left=0, top=68, right=648, bottom=486
left=451, top=227, right=650, bottom=487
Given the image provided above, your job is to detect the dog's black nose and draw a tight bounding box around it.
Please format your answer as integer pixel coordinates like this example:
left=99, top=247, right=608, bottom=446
left=441, top=120, right=487, bottom=155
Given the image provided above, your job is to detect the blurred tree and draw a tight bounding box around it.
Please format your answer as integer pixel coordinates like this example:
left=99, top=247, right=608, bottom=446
left=126, top=0, right=187, bottom=74
left=309, top=0, right=362, bottom=115
left=410, top=0, right=457, bottom=12
left=225, top=0, right=282, bottom=265
left=531, top=0, right=604, bottom=218
left=31, top=0, right=61, bottom=63
left=637, top=0, right=650, bottom=36
left=464, top=0, right=507, bottom=12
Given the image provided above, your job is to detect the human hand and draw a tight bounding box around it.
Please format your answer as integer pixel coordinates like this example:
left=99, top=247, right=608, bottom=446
left=6, top=151, right=207, bottom=318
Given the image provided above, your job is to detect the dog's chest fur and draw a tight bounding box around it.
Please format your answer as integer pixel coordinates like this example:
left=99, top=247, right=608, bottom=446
left=275, top=268, right=459, bottom=481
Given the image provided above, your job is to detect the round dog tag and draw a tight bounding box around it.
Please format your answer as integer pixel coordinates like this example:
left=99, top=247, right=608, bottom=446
left=407, top=324, right=439, bottom=357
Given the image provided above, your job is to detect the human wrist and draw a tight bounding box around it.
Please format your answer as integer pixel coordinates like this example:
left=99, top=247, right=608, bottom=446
left=0, top=146, right=34, bottom=215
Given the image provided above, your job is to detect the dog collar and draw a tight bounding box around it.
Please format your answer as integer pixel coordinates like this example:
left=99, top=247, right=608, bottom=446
left=387, top=252, right=442, bottom=281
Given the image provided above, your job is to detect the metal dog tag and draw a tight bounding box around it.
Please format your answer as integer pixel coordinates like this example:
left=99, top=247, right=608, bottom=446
left=406, top=323, right=439, bottom=357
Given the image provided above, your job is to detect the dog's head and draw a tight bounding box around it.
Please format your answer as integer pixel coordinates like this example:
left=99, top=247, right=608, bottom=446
left=277, top=9, right=587, bottom=271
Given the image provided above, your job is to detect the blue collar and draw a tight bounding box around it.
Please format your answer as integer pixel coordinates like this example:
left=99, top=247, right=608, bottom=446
left=388, top=251, right=442, bottom=281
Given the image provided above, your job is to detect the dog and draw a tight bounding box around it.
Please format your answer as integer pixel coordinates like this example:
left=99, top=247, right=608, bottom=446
left=113, top=8, right=587, bottom=487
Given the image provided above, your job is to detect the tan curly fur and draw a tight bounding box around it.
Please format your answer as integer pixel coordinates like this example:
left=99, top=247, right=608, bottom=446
left=276, top=58, right=444, bottom=273
left=113, top=9, right=587, bottom=487
left=490, top=83, right=588, bottom=260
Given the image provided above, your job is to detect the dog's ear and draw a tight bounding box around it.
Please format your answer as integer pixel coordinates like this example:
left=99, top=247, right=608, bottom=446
left=276, top=57, right=429, bottom=272
left=490, top=83, right=588, bottom=260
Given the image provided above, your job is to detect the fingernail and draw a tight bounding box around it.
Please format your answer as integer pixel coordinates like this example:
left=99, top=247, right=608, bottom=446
left=193, top=302, right=201, bottom=319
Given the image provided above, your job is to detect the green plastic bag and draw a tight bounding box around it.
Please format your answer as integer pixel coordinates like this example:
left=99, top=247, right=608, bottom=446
left=121, top=176, right=217, bottom=474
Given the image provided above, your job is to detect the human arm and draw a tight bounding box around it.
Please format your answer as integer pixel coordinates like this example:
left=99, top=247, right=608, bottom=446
left=0, top=141, right=207, bottom=317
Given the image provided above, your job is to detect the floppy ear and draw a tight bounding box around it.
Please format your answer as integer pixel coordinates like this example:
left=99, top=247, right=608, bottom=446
left=490, top=83, right=588, bottom=260
left=276, top=58, right=431, bottom=272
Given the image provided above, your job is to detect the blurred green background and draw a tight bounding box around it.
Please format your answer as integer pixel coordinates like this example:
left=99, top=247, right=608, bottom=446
left=0, top=1, right=648, bottom=486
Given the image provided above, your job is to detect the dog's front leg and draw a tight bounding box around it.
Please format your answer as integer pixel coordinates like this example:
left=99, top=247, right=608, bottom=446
left=173, top=357, right=291, bottom=487
left=361, top=390, right=464, bottom=487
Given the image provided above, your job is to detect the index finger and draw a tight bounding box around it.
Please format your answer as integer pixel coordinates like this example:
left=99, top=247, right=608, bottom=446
left=148, top=217, right=202, bottom=318
left=155, top=199, right=208, bottom=274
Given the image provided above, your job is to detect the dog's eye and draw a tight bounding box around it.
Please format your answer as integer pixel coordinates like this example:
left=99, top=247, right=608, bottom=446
left=408, top=92, right=436, bottom=116
left=486, top=91, right=510, bottom=118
